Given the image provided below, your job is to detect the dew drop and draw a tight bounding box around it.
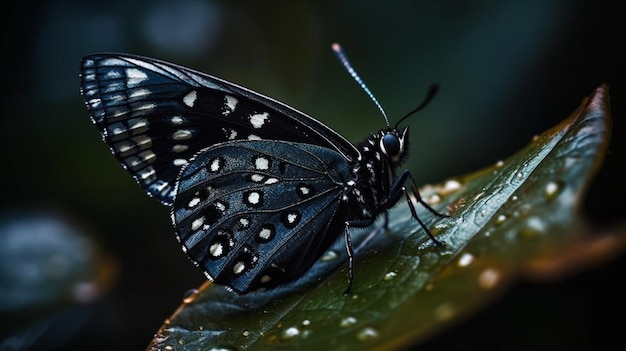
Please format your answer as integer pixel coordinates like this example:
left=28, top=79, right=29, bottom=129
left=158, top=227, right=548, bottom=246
left=434, top=222, right=448, bottom=231
left=544, top=180, right=563, bottom=200
left=383, top=271, right=397, bottom=281
left=494, top=214, right=507, bottom=225
left=356, top=327, right=379, bottom=342
left=242, top=330, right=250, bottom=337
left=457, top=252, right=475, bottom=267
left=519, top=217, right=546, bottom=239
left=208, top=347, right=237, bottom=351
left=301, top=319, right=311, bottom=326
left=434, top=302, right=456, bottom=321
left=281, top=326, right=300, bottom=340
left=182, top=288, right=199, bottom=304
left=495, top=160, right=504, bottom=168
left=441, top=179, right=462, bottom=195
left=427, top=193, right=441, bottom=204
left=340, top=316, right=357, bottom=328
left=479, top=268, right=500, bottom=289
left=321, top=250, right=338, bottom=261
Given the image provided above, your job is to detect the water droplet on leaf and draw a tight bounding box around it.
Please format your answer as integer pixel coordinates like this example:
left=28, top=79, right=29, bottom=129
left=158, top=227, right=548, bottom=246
left=457, top=252, right=475, bottom=267
left=544, top=180, right=563, bottom=200
left=321, top=250, right=338, bottom=261
left=340, top=316, right=357, bottom=327
left=356, top=327, right=379, bottom=342
left=383, top=271, right=397, bottom=281
left=281, top=326, right=300, bottom=340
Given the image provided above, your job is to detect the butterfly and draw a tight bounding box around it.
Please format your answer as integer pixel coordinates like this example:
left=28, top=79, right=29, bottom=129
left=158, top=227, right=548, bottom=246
left=79, top=44, right=446, bottom=295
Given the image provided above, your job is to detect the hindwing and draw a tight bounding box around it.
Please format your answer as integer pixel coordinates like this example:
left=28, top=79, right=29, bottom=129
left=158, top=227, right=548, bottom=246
left=172, top=140, right=352, bottom=293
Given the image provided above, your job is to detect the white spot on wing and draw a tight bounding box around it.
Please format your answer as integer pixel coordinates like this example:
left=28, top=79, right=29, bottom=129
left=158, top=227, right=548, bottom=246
left=183, top=90, right=198, bottom=107
left=126, top=68, right=148, bottom=86
left=173, top=159, right=187, bottom=166
left=114, top=141, right=133, bottom=153
left=247, top=192, right=260, bottom=204
left=223, top=95, right=238, bottom=116
left=287, top=213, right=297, bottom=223
left=138, top=166, right=156, bottom=180
left=138, top=103, right=156, bottom=111
left=259, top=227, right=272, bottom=240
left=255, top=157, right=269, bottom=170
left=249, top=112, right=269, bottom=129
left=209, top=242, right=223, bottom=257
left=233, top=261, right=245, bottom=274
left=139, top=150, right=156, bottom=163
left=130, top=88, right=150, bottom=98
left=264, top=178, right=278, bottom=184
left=210, top=158, right=221, bottom=172
left=188, top=197, right=200, bottom=208
left=191, top=216, right=205, bottom=231
left=239, top=218, right=250, bottom=228
left=110, top=93, right=125, bottom=102
left=106, top=70, right=122, bottom=79
left=172, top=144, right=189, bottom=153
left=250, top=174, right=264, bottom=182
left=222, top=128, right=238, bottom=140
left=173, top=129, right=193, bottom=140
left=170, top=115, right=185, bottom=125
left=129, top=118, right=148, bottom=130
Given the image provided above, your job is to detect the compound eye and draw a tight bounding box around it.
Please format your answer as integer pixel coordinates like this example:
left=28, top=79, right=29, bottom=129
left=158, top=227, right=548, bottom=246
left=380, top=133, right=401, bottom=157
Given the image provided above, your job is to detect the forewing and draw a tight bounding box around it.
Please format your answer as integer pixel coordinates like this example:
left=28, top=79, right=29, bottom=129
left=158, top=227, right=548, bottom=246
left=172, top=140, right=352, bottom=293
left=80, top=53, right=358, bottom=205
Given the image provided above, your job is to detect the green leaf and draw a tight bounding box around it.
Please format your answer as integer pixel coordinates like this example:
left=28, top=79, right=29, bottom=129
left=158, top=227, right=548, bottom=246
left=148, top=85, right=623, bottom=351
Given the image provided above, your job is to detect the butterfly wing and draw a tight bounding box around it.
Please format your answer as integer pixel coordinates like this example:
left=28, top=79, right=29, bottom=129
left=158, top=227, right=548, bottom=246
left=80, top=53, right=359, bottom=205
left=173, top=140, right=351, bottom=293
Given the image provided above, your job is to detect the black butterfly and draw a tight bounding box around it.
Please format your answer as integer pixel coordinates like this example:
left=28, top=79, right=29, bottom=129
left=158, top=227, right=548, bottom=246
left=79, top=44, right=445, bottom=294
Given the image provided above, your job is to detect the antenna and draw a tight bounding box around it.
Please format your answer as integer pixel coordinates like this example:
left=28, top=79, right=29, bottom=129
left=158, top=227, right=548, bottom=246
left=332, top=43, right=389, bottom=126
left=394, top=84, right=438, bottom=128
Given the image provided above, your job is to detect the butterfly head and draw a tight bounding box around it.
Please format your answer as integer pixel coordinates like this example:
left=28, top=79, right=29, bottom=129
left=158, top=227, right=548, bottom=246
left=379, top=127, right=409, bottom=164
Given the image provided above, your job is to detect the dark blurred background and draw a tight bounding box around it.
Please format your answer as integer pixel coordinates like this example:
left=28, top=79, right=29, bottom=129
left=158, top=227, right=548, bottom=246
left=1, top=1, right=624, bottom=350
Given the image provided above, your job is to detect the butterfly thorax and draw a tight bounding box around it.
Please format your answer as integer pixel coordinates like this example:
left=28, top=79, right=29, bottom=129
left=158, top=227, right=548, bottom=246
left=344, top=127, right=409, bottom=219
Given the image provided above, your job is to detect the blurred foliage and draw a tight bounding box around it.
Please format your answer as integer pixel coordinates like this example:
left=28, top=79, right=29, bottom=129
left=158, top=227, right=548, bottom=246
left=0, top=212, right=116, bottom=350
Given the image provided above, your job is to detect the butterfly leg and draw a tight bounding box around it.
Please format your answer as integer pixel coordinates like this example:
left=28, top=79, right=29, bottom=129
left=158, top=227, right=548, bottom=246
left=343, top=218, right=376, bottom=295
left=397, top=170, right=448, bottom=218
left=386, top=170, right=447, bottom=246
